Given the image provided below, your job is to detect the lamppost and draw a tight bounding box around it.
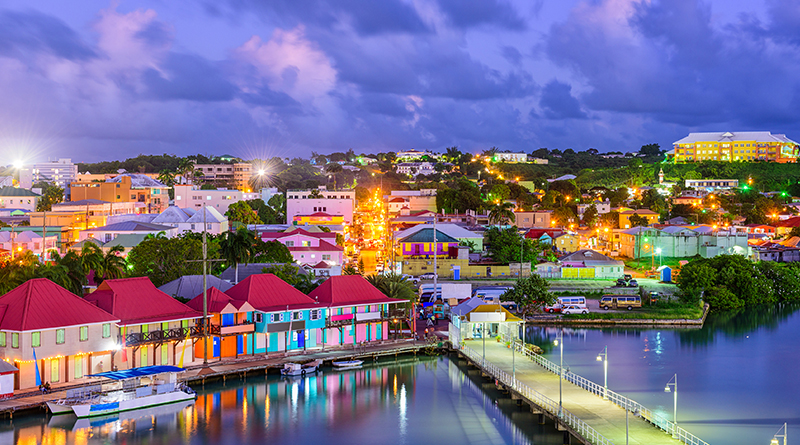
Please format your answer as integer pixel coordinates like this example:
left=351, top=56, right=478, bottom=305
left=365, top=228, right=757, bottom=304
left=770, top=422, right=787, bottom=445
left=656, top=247, right=662, bottom=268
left=553, top=328, right=564, bottom=417
left=596, top=346, right=608, bottom=400
left=664, top=374, right=678, bottom=437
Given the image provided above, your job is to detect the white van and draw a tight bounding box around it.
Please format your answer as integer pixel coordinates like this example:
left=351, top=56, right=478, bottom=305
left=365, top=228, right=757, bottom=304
left=544, top=296, right=587, bottom=313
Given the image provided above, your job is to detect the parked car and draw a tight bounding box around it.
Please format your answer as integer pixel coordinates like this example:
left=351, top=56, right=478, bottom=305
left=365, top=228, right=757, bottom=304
left=402, top=274, right=420, bottom=285
left=562, top=305, right=589, bottom=315
left=419, top=273, right=437, bottom=280
left=623, top=274, right=632, bottom=281
left=615, top=278, right=627, bottom=287
left=543, top=304, right=562, bottom=313
left=628, top=279, right=638, bottom=287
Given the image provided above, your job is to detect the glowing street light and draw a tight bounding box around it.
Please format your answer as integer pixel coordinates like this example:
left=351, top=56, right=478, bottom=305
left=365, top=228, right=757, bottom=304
left=770, top=423, right=787, bottom=445
left=664, top=374, right=678, bottom=437
left=596, top=346, right=608, bottom=400
left=553, top=329, right=564, bottom=417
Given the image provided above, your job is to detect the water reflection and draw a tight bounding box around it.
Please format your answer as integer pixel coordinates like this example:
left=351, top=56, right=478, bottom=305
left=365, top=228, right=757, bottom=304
left=1, top=356, right=564, bottom=445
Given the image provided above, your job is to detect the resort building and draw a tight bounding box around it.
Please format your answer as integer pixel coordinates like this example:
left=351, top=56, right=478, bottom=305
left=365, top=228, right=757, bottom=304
left=84, top=278, right=203, bottom=370
left=0, top=279, right=120, bottom=390
left=310, top=275, right=407, bottom=347
left=672, top=131, right=798, bottom=163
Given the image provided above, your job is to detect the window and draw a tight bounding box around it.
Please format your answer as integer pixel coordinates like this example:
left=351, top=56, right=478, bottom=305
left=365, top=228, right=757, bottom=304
left=12, top=333, right=19, bottom=348
left=302, top=241, right=311, bottom=247
left=56, top=329, right=65, bottom=344
left=322, top=254, right=331, bottom=261
left=310, top=309, right=322, bottom=320
left=254, top=313, right=263, bottom=323
left=292, top=311, right=303, bottom=321
left=0, top=332, right=5, bottom=347
left=270, top=313, right=285, bottom=323
left=80, top=326, right=88, bottom=341
left=32, top=332, right=40, bottom=348
left=103, top=323, right=111, bottom=338
left=286, top=241, right=294, bottom=247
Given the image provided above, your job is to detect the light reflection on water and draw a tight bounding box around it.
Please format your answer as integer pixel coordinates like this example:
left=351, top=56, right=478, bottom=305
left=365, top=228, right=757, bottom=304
left=2, top=356, right=564, bottom=445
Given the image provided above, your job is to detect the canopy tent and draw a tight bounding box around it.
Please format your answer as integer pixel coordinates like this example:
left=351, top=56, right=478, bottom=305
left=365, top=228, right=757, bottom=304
left=87, top=365, right=184, bottom=380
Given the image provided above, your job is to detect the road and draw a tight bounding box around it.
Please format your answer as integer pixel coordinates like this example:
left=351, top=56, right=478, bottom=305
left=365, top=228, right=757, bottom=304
left=428, top=278, right=679, bottom=295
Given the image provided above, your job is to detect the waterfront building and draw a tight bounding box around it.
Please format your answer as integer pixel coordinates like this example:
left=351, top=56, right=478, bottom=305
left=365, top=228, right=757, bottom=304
left=0, top=279, right=120, bottom=390
left=84, top=278, right=202, bottom=370
left=187, top=287, right=256, bottom=359
left=448, top=299, right=521, bottom=348
left=0, top=187, right=41, bottom=213
left=309, top=275, right=406, bottom=347
left=672, top=131, right=798, bottom=163
left=534, top=249, right=624, bottom=279
left=225, top=274, right=325, bottom=353
left=285, top=187, right=355, bottom=225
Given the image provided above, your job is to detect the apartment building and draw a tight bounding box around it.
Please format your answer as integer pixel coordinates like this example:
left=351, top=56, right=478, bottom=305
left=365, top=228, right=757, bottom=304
left=71, top=174, right=169, bottom=213
left=173, top=185, right=260, bottom=214
left=18, top=158, right=78, bottom=192
left=286, top=187, right=355, bottom=225
left=193, top=162, right=252, bottom=191
left=672, top=131, right=798, bottom=163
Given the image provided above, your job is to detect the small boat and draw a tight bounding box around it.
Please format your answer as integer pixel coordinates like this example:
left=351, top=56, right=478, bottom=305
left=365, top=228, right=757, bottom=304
left=332, top=360, right=363, bottom=369
left=280, top=359, right=322, bottom=376
left=48, top=365, right=196, bottom=418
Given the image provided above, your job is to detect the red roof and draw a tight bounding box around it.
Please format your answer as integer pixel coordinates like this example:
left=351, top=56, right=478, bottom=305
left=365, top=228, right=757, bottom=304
left=287, top=240, right=343, bottom=252
left=297, top=212, right=341, bottom=217
left=308, top=275, right=403, bottom=308
left=776, top=217, right=800, bottom=228
left=0, top=279, right=119, bottom=331
left=261, top=227, right=336, bottom=240
left=186, top=287, right=234, bottom=313
left=309, top=261, right=331, bottom=268
left=85, top=277, right=201, bottom=326
left=225, top=274, right=318, bottom=312
left=525, top=228, right=564, bottom=239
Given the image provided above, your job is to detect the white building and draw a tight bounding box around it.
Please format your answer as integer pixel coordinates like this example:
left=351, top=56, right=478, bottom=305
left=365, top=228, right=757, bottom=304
left=173, top=185, right=260, bottom=214
left=395, top=149, right=438, bottom=161
left=18, top=158, right=78, bottom=191
left=285, top=187, right=355, bottom=224
left=151, top=206, right=228, bottom=235
left=386, top=189, right=437, bottom=213
left=396, top=162, right=435, bottom=176
left=578, top=200, right=612, bottom=216
left=0, top=187, right=41, bottom=212
left=494, top=152, right=527, bottom=163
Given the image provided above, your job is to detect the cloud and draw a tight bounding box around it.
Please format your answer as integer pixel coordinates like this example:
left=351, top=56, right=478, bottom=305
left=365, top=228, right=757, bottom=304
left=539, top=80, right=587, bottom=119
left=142, top=53, right=237, bottom=101
left=501, top=45, right=523, bottom=65
left=0, top=10, right=96, bottom=61
left=435, top=0, right=526, bottom=30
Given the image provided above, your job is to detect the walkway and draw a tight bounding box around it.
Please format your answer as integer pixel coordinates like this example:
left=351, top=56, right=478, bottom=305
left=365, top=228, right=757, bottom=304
left=462, top=341, right=706, bottom=445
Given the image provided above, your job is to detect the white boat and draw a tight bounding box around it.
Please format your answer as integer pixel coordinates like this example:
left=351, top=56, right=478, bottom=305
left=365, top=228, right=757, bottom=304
left=49, top=365, right=196, bottom=418
left=332, top=360, right=363, bottom=368
left=47, top=383, right=104, bottom=415
left=280, top=359, right=322, bottom=376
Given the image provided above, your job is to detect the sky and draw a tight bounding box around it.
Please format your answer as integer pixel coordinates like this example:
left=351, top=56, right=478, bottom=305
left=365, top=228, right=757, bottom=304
left=1, top=0, right=799, bottom=163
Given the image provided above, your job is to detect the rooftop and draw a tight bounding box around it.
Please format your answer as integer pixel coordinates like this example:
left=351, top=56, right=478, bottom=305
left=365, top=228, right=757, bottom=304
left=674, top=131, right=798, bottom=145
left=0, top=187, right=40, bottom=197
left=308, top=275, right=402, bottom=308
left=85, top=277, right=201, bottom=326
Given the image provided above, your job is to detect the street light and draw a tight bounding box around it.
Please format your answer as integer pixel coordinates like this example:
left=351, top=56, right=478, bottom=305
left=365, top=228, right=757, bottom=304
left=553, top=328, right=564, bottom=417
left=596, top=346, right=608, bottom=400
left=664, top=374, right=678, bottom=437
left=656, top=247, right=662, bottom=267
left=770, top=423, right=787, bottom=445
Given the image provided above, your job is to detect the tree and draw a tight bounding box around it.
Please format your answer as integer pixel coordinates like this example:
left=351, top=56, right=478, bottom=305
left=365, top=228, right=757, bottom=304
left=251, top=239, right=293, bottom=263
left=325, top=163, right=343, bottom=189
left=219, top=227, right=256, bottom=284
left=582, top=204, right=599, bottom=227
left=127, top=237, right=206, bottom=287
left=598, top=211, right=620, bottom=229
left=176, top=158, right=195, bottom=184
left=485, top=227, right=525, bottom=264
left=342, top=264, right=360, bottom=275
left=488, top=202, right=515, bottom=225
left=445, top=146, right=463, bottom=164
left=366, top=274, right=416, bottom=302
left=225, top=201, right=262, bottom=227
left=629, top=214, right=650, bottom=227
left=35, top=182, right=64, bottom=212
left=262, top=264, right=321, bottom=294
left=488, top=184, right=511, bottom=202
left=786, top=226, right=800, bottom=239
left=501, top=275, right=555, bottom=348
left=553, top=206, right=577, bottom=227
left=676, top=260, right=716, bottom=304
left=639, top=143, right=661, bottom=156
left=245, top=199, right=283, bottom=224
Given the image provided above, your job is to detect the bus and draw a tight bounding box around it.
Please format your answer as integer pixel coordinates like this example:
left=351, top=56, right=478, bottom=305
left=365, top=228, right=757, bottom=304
left=599, top=295, right=642, bottom=311
left=544, top=296, right=587, bottom=313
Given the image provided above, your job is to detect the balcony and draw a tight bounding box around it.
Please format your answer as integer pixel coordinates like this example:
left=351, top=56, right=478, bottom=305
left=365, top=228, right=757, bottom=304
left=219, top=320, right=256, bottom=335
left=121, top=321, right=219, bottom=347
left=325, top=309, right=407, bottom=329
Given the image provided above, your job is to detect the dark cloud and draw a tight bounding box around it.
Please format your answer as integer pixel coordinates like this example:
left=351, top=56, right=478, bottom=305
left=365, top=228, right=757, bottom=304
left=435, top=0, right=525, bottom=30
left=134, top=20, right=173, bottom=47
left=239, top=85, right=303, bottom=112
left=142, top=53, right=238, bottom=101
left=539, top=80, right=586, bottom=119
left=218, top=0, right=429, bottom=35
left=501, top=45, right=522, bottom=65
left=0, top=9, right=96, bottom=61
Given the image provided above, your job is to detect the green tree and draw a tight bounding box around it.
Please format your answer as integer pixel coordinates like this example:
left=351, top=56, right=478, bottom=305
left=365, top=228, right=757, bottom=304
left=488, top=184, right=511, bottom=202
left=127, top=237, right=206, bottom=287
left=325, top=163, right=343, bottom=189
left=342, top=264, right=359, bottom=275
left=676, top=260, right=716, bottom=304
left=366, top=273, right=416, bottom=302
left=485, top=227, right=526, bottom=264
left=488, top=202, right=515, bottom=225
left=225, top=201, right=262, bottom=227
left=35, top=183, right=64, bottom=212
left=639, top=143, right=661, bottom=156
left=582, top=204, right=599, bottom=227
left=553, top=206, right=577, bottom=227
left=251, top=239, right=293, bottom=263
left=500, top=275, right=555, bottom=347
left=219, top=227, right=256, bottom=284
left=262, top=263, right=321, bottom=294
left=629, top=214, right=650, bottom=227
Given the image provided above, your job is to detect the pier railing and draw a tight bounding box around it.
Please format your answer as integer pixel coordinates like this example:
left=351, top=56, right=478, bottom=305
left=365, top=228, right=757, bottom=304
left=509, top=338, right=710, bottom=445
left=460, top=345, right=613, bottom=445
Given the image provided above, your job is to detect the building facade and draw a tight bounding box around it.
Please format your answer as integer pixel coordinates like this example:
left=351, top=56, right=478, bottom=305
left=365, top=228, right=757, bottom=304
left=285, top=187, right=355, bottom=225
left=0, top=187, right=41, bottom=212
left=193, top=162, right=252, bottom=191
left=672, top=131, right=798, bottom=163
left=19, top=158, right=78, bottom=192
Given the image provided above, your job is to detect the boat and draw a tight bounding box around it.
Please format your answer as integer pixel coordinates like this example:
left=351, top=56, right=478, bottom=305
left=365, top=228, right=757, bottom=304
left=47, top=383, right=103, bottom=415
left=332, top=360, right=364, bottom=369
left=280, top=359, right=322, bottom=376
left=48, top=365, right=196, bottom=418
left=48, top=399, right=195, bottom=432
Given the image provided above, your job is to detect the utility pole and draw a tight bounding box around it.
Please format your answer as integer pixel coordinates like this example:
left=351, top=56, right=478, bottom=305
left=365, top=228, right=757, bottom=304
left=433, top=215, right=438, bottom=301
left=202, top=205, right=208, bottom=367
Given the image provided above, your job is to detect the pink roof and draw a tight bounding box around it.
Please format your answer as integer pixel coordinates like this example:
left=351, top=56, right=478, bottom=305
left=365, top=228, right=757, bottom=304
left=225, top=274, right=318, bottom=312
left=309, top=261, right=331, bottom=268
left=297, top=212, right=341, bottom=217
left=0, top=279, right=119, bottom=331
left=85, top=277, right=201, bottom=326
left=288, top=240, right=343, bottom=252
left=308, top=275, right=402, bottom=308
left=186, top=287, right=234, bottom=313
left=261, top=227, right=336, bottom=240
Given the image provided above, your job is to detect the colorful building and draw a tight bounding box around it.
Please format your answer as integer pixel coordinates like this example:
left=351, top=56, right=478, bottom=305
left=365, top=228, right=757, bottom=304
left=0, top=187, right=41, bottom=213
left=292, top=212, right=345, bottom=226
left=187, top=287, right=255, bottom=359
left=672, top=131, right=798, bottom=163
left=261, top=227, right=343, bottom=271
left=309, top=275, right=407, bottom=348
left=397, top=228, right=460, bottom=258
left=0, top=279, right=120, bottom=390
left=619, top=209, right=660, bottom=228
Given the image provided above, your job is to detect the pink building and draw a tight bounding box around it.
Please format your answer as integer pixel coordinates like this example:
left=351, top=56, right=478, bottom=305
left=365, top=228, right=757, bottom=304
left=309, top=276, right=407, bottom=347
left=261, top=228, right=343, bottom=269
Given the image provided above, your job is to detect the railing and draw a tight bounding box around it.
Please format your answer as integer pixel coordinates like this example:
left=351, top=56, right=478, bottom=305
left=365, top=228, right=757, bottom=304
left=122, top=324, right=217, bottom=347
left=507, top=338, right=710, bottom=445
left=325, top=310, right=408, bottom=328
left=461, top=345, right=613, bottom=445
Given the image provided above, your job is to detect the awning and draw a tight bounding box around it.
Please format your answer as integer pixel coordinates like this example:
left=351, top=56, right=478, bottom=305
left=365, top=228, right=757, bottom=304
left=87, top=365, right=185, bottom=380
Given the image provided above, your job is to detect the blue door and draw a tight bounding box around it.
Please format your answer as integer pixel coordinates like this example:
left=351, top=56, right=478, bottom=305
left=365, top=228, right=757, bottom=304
left=213, top=337, right=220, bottom=357
left=297, top=330, right=305, bottom=349
left=237, top=335, right=244, bottom=354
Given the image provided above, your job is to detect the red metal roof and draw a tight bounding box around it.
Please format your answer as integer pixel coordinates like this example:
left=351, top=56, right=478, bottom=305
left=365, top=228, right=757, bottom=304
left=186, top=287, right=234, bottom=314
left=308, top=275, right=403, bottom=308
left=287, top=240, right=343, bottom=252
left=776, top=217, right=800, bottom=228
left=85, top=277, right=201, bottom=326
left=261, top=227, right=336, bottom=240
left=0, top=279, right=119, bottom=332
left=225, top=274, right=318, bottom=313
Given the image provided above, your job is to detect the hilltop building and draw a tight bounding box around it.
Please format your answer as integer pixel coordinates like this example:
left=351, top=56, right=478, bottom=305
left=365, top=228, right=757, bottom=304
left=672, top=131, right=798, bottom=163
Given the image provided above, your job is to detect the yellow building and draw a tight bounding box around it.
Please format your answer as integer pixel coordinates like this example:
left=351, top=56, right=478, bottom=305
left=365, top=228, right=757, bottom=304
left=554, top=233, right=580, bottom=253
left=619, top=209, right=660, bottom=229
left=672, top=131, right=798, bottom=163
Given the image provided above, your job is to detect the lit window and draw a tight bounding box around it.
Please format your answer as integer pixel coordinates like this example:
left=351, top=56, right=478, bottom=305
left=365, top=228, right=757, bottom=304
left=56, top=329, right=65, bottom=344
left=32, top=332, right=40, bottom=348
left=80, top=326, right=88, bottom=341
left=103, top=323, right=111, bottom=338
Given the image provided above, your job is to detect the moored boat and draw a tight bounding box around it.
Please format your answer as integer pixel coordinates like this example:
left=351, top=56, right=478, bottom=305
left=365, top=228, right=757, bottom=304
left=332, top=360, right=363, bottom=368
left=49, top=366, right=196, bottom=418
left=280, top=359, right=322, bottom=376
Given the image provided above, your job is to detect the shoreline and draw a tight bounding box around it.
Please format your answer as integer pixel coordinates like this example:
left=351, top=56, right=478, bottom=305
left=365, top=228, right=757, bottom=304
left=524, top=303, right=710, bottom=327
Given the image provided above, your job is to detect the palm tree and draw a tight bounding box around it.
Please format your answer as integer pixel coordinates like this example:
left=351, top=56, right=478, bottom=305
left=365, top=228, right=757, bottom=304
left=158, top=169, right=176, bottom=188
left=219, top=227, right=256, bottom=284
left=366, top=274, right=417, bottom=303
left=176, top=158, right=195, bottom=184
left=325, top=163, right=343, bottom=190
left=47, top=250, right=87, bottom=295
left=445, top=146, right=462, bottom=163
left=97, top=245, right=126, bottom=284
left=489, top=202, right=515, bottom=225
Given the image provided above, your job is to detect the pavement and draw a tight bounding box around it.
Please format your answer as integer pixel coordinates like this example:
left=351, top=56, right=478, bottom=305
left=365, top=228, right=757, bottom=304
left=464, top=341, right=690, bottom=445
left=433, top=278, right=679, bottom=296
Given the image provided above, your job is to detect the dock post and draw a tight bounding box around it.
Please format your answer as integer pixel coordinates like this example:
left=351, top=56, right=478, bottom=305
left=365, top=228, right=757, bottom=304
left=562, top=431, right=571, bottom=445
